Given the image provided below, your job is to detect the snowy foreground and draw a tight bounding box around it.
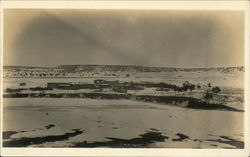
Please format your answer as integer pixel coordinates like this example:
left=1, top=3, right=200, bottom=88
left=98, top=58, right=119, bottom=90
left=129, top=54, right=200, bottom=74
left=3, top=98, right=243, bottom=148
left=2, top=68, right=244, bottom=148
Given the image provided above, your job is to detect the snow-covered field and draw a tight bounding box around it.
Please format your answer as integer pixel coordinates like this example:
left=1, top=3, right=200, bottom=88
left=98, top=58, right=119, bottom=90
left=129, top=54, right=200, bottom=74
left=3, top=98, right=243, bottom=148
left=2, top=70, right=244, bottom=148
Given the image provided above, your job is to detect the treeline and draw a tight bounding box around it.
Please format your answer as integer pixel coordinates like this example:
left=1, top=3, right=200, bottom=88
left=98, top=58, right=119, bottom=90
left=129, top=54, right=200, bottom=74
left=56, top=65, right=245, bottom=73
left=4, top=65, right=244, bottom=74
left=56, top=65, right=177, bottom=73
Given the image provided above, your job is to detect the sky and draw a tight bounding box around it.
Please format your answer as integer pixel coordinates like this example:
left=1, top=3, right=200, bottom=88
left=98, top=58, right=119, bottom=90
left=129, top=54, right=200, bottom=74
left=3, top=9, right=245, bottom=68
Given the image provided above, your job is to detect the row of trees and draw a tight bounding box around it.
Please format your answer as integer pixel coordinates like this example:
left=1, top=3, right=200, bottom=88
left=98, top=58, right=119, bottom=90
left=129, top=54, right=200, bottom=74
left=4, top=71, right=131, bottom=78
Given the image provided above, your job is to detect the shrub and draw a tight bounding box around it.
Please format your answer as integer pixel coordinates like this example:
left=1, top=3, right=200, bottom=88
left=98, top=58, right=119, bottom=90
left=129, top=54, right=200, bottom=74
left=182, top=81, right=196, bottom=91
left=208, top=82, right=211, bottom=87
left=197, top=84, right=201, bottom=89
left=204, top=92, right=213, bottom=100
left=212, top=86, right=221, bottom=93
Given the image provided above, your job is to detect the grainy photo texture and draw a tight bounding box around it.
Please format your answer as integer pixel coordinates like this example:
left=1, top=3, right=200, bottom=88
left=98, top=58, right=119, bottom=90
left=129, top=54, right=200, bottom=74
left=2, top=9, right=245, bottom=148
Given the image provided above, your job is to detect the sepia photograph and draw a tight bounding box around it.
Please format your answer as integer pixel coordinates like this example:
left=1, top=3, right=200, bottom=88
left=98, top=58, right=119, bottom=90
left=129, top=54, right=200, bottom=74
left=0, top=1, right=249, bottom=156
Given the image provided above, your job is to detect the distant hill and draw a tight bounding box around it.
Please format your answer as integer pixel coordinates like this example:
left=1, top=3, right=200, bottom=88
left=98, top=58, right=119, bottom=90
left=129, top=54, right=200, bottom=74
left=3, top=65, right=50, bottom=69
left=2, top=64, right=244, bottom=78
left=4, top=64, right=244, bottom=73
left=55, top=65, right=244, bottom=73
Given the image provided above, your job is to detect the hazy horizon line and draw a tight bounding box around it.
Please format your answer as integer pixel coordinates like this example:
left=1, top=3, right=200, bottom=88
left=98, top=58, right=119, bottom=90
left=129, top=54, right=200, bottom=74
left=3, top=64, right=245, bottom=69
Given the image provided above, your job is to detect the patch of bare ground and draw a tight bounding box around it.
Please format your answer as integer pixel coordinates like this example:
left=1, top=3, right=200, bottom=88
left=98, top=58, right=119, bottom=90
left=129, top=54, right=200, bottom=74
left=3, top=129, right=83, bottom=147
